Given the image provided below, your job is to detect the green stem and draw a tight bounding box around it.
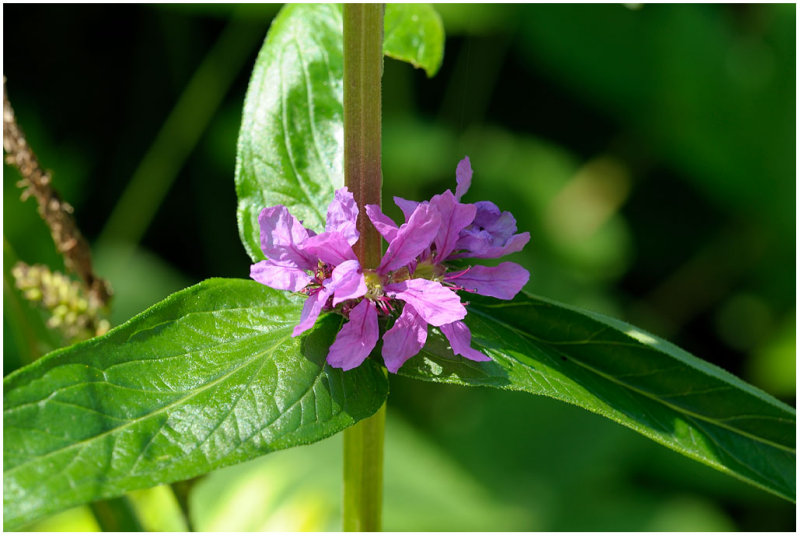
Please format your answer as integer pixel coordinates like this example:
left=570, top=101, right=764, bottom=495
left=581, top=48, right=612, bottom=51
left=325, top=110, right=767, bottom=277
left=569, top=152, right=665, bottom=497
left=342, top=3, right=385, bottom=532
left=343, top=403, right=386, bottom=531
left=89, top=497, right=144, bottom=532
left=170, top=478, right=200, bottom=531
left=344, top=3, right=384, bottom=268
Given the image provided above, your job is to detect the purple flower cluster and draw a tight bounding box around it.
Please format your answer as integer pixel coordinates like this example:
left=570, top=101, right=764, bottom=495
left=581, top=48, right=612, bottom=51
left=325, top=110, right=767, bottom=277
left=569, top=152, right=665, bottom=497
left=250, top=157, right=530, bottom=373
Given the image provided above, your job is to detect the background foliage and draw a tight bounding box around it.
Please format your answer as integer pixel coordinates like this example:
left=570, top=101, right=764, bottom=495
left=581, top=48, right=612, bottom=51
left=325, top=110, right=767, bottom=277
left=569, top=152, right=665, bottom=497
left=3, top=3, right=795, bottom=531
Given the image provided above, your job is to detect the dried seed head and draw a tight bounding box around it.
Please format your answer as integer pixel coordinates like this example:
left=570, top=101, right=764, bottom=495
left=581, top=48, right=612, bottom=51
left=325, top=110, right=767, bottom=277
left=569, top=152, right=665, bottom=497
left=12, top=262, right=110, bottom=341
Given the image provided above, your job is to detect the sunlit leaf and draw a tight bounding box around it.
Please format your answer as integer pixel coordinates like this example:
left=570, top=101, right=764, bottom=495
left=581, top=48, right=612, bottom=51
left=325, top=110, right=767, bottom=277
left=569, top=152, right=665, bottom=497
left=400, top=291, right=796, bottom=502
left=384, top=4, right=445, bottom=77
left=236, top=4, right=446, bottom=261
left=3, top=278, right=388, bottom=529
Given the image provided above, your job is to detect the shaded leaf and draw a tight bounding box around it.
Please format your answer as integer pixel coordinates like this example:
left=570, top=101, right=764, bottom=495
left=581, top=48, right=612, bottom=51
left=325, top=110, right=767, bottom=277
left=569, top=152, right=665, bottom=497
left=3, top=278, right=388, bottom=529
left=400, top=291, right=796, bottom=501
left=189, top=413, right=530, bottom=531
left=384, top=4, right=445, bottom=77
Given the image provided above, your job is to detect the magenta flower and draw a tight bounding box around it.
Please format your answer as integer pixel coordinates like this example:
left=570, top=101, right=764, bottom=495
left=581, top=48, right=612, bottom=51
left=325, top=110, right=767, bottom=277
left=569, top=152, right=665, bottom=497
left=393, top=157, right=531, bottom=260
left=364, top=156, right=530, bottom=372
left=328, top=201, right=470, bottom=372
left=249, top=188, right=365, bottom=337
left=250, top=157, right=530, bottom=374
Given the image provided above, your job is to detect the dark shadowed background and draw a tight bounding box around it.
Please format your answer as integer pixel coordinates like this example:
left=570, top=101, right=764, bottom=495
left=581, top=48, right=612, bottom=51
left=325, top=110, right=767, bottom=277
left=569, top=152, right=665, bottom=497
left=4, top=3, right=795, bottom=531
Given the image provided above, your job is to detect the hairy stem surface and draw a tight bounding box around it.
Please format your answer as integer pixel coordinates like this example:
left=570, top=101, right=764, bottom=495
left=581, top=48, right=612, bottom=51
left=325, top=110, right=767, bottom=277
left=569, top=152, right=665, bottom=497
left=344, top=3, right=383, bottom=268
left=342, top=3, right=386, bottom=532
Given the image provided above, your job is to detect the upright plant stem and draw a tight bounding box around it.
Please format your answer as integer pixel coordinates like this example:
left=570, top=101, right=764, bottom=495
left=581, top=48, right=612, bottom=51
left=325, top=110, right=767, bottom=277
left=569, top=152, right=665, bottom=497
left=344, top=3, right=383, bottom=268
left=343, top=402, right=386, bottom=531
left=342, top=3, right=386, bottom=532
left=89, top=497, right=144, bottom=532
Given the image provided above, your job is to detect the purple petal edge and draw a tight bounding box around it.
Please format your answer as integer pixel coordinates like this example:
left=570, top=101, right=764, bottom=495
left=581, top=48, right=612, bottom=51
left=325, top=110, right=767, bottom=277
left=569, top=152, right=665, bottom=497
left=430, top=190, right=477, bottom=263
left=393, top=196, right=420, bottom=222
left=455, top=156, right=473, bottom=201
left=326, top=187, right=359, bottom=246
left=326, top=299, right=379, bottom=371
left=302, top=232, right=358, bottom=266
left=449, top=262, right=529, bottom=300
left=329, top=260, right=367, bottom=305
left=440, top=321, right=490, bottom=362
left=381, top=304, right=428, bottom=373
left=257, top=205, right=315, bottom=269
left=250, top=260, right=312, bottom=292
left=365, top=204, right=399, bottom=243
left=378, top=203, right=441, bottom=274
left=385, top=278, right=466, bottom=327
left=292, top=287, right=331, bottom=337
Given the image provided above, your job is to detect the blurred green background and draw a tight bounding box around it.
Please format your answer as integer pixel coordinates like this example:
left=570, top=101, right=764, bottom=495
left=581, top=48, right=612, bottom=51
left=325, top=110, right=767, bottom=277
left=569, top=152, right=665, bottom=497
left=3, top=3, right=795, bottom=531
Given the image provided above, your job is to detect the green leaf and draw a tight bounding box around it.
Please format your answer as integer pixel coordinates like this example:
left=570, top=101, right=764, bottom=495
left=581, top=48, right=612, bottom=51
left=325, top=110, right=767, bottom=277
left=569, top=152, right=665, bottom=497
left=384, top=4, right=445, bottom=77
left=236, top=4, right=345, bottom=262
left=400, top=292, right=796, bottom=502
left=236, top=3, right=446, bottom=261
left=3, top=278, right=388, bottom=530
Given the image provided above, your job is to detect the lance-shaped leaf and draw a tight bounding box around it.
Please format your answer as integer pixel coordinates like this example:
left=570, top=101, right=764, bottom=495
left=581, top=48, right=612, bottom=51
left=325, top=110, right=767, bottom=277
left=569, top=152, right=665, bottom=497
left=400, top=292, right=796, bottom=502
left=3, top=279, right=388, bottom=530
left=236, top=3, right=446, bottom=261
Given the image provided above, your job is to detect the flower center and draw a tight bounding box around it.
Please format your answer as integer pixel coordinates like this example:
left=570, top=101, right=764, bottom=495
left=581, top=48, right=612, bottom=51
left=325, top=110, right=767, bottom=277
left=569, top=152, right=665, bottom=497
left=364, top=270, right=383, bottom=300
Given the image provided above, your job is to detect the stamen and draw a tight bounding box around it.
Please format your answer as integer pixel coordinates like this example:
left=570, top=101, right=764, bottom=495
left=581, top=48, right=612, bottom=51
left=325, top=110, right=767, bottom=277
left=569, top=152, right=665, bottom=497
left=444, top=266, right=472, bottom=280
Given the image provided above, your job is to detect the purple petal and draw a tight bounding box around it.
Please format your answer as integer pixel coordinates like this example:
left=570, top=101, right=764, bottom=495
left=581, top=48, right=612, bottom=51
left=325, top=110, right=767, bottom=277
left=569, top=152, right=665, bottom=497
left=381, top=303, right=428, bottom=373
left=302, top=232, right=357, bottom=266
left=385, top=278, right=466, bottom=326
left=454, top=228, right=492, bottom=256
left=378, top=203, right=441, bottom=274
left=472, top=201, right=503, bottom=230
left=292, top=287, right=332, bottom=337
left=326, top=187, right=359, bottom=246
left=250, top=259, right=312, bottom=292
left=458, top=232, right=531, bottom=259
left=448, top=262, right=530, bottom=300
left=329, top=259, right=367, bottom=305
left=258, top=206, right=316, bottom=269
left=455, top=156, right=473, bottom=201
left=440, top=321, right=491, bottom=362
left=453, top=200, right=529, bottom=259
left=393, top=196, right=420, bottom=222
left=326, top=299, right=379, bottom=371
left=479, top=206, right=518, bottom=239
left=365, top=204, right=399, bottom=243
left=430, top=190, right=477, bottom=263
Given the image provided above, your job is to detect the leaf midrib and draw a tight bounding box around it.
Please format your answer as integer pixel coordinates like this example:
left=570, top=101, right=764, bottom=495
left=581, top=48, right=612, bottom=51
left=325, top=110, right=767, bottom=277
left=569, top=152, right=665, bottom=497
left=480, top=297, right=794, bottom=413
left=469, top=307, right=795, bottom=454
left=4, top=328, right=293, bottom=476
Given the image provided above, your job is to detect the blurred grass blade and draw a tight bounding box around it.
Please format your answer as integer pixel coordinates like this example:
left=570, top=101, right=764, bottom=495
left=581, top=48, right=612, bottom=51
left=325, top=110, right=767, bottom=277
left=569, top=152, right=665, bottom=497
left=400, top=291, right=796, bottom=502
left=236, top=4, right=446, bottom=261
left=3, top=278, right=388, bottom=529
left=98, top=11, right=264, bottom=251
left=384, top=4, right=445, bottom=77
